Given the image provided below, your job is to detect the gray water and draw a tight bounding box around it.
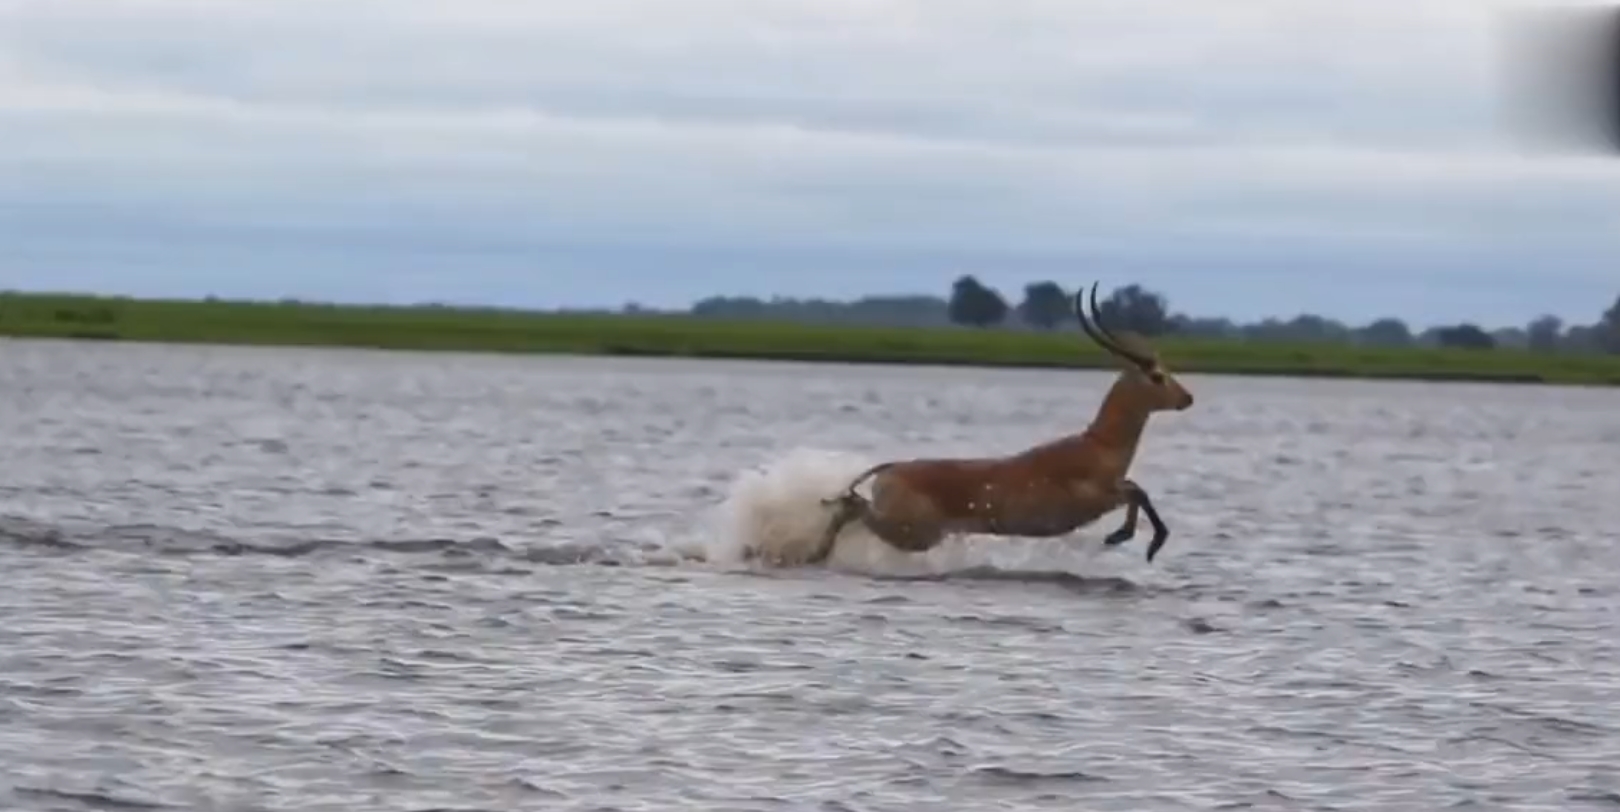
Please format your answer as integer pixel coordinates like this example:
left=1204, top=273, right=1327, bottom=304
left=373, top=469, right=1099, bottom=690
left=2, top=338, right=1619, bottom=812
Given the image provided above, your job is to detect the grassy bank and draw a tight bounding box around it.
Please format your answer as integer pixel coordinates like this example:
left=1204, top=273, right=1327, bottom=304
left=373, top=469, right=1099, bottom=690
left=3, top=291, right=1619, bottom=386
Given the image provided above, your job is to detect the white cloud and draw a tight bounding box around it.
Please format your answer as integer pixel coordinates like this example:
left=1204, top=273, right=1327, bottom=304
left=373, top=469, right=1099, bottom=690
left=0, top=0, right=1617, bottom=319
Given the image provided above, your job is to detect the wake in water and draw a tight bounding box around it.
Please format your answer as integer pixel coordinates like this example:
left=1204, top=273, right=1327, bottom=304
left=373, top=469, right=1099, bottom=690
left=2, top=446, right=1142, bottom=583
left=687, top=447, right=1130, bottom=580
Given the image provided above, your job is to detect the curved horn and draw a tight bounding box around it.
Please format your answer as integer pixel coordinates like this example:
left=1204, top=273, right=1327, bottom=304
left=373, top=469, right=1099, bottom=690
left=1089, top=282, right=1156, bottom=367
left=1076, top=281, right=1155, bottom=368
left=1074, top=281, right=1117, bottom=353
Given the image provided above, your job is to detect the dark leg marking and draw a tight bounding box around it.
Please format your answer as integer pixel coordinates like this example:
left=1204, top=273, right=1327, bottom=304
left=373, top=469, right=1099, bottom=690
left=1103, top=479, right=1171, bottom=563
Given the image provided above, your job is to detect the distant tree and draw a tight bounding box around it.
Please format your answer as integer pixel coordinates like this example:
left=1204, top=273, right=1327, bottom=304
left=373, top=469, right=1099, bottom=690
left=1354, top=318, right=1413, bottom=347
left=1526, top=314, right=1563, bottom=352
left=1017, top=281, right=1071, bottom=330
left=1170, top=314, right=1239, bottom=340
left=1434, top=323, right=1496, bottom=350
left=1491, top=327, right=1528, bottom=350
left=1096, top=284, right=1172, bottom=337
left=1282, top=314, right=1352, bottom=343
left=947, top=275, right=1009, bottom=327
left=842, top=295, right=952, bottom=327
left=1563, top=323, right=1602, bottom=353
left=1600, top=293, right=1620, bottom=354
left=691, top=295, right=768, bottom=319
left=677, top=279, right=1592, bottom=355
left=1242, top=318, right=1293, bottom=342
left=689, top=293, right=950, bottom=327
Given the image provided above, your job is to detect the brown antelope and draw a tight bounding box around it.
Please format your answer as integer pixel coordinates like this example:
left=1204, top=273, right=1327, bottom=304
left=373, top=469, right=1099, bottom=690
left=810, top=281, right=1194, bottom=565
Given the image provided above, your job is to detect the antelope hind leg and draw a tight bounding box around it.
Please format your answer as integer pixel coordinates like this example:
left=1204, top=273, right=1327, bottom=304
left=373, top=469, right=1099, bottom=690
left=809, top=493, right=864, bottom=565
left=811, top=493, right=946, bottom=561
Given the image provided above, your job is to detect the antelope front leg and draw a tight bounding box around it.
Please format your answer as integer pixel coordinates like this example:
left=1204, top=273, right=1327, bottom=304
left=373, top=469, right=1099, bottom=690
left=1103, top=479, right=1171, bottom=563
left=1103, top=500, right=1138, bottom=546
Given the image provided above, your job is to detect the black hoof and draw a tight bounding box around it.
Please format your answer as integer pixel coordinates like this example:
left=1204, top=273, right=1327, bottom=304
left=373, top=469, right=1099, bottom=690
left=1146, top=538, right=1167, bottom=563
left=1103, top=532, right=1132, bottom=546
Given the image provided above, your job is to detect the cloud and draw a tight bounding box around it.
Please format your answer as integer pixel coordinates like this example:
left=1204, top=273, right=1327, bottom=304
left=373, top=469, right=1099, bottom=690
left=1, top=0, right=1618, bottom=324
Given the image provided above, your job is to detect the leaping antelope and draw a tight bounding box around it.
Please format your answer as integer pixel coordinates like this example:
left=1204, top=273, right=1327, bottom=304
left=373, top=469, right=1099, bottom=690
left=811, top=281, right=1194, bottom=565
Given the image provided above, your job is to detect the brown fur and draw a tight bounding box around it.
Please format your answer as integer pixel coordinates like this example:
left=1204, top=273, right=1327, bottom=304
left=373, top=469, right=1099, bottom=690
left=812, top=282, right=1193, bottom=564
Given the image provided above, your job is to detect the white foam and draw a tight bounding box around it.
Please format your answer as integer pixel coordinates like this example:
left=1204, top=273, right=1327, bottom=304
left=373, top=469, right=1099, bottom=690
left=690, top=446, right=1130, bottom=579
left=697, top=446, right=873, bottom=568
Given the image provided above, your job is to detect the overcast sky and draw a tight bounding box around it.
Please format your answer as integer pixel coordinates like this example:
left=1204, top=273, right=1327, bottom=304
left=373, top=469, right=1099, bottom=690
left=2, top=0, right=1618, bottom=327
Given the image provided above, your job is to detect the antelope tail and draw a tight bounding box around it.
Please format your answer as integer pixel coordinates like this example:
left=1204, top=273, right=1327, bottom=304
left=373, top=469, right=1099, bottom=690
left=822, top=462, right=895, bottom=506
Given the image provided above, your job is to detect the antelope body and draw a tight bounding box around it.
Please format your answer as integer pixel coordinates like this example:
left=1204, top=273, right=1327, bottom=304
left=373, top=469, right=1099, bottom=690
left=811, top=282, right=1194, bottom=564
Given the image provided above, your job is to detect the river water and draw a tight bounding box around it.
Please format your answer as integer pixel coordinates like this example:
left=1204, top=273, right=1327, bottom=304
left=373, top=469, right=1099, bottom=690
left=1, top=338, right=1618, bottom=812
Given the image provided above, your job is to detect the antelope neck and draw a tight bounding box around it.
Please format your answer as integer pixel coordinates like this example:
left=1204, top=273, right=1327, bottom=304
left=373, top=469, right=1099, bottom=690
left=1083, top=374, right=1153, bottom=460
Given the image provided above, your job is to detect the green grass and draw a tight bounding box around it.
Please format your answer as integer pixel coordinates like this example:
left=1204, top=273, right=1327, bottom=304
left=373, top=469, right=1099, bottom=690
left=3, top=291, right=1619, bottom=386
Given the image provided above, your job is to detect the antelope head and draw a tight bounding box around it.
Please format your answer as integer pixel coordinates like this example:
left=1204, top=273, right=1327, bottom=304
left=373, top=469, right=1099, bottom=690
left=1075, top=282, right=1194, bottom=413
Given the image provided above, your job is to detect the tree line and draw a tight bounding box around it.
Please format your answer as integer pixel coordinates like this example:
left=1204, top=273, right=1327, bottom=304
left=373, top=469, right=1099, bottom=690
left=690, top=275, right=1620, bottom=353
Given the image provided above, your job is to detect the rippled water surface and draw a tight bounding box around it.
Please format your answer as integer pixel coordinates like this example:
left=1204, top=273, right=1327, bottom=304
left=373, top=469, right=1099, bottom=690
left=3, top=338, right=1620, bottom=812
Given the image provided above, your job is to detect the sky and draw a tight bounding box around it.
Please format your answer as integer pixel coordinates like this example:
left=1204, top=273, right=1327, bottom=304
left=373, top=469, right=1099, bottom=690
left=2, top=0, right=1619, bottom=328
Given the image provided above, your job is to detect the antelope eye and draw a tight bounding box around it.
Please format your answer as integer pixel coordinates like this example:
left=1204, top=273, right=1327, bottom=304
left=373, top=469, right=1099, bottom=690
left=1147, top=370, right=1166, bottom=385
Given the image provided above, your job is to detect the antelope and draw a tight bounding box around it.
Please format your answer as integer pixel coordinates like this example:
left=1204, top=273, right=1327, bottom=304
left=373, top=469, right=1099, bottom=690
left=809, top=281, right=1194, bottom=565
